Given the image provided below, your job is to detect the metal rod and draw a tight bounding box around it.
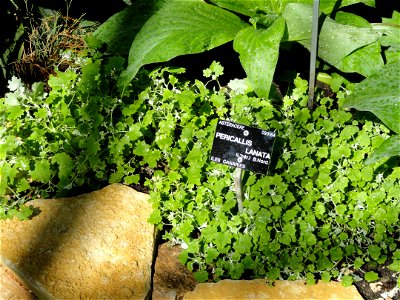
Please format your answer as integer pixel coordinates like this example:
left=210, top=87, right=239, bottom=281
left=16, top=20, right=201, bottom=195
left=308, top=0, right=320, bottom=111
left=234, top=167, right=243, bottom=211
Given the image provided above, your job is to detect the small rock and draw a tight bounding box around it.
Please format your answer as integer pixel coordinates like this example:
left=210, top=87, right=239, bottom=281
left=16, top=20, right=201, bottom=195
left=183, top=279, right=364, bottom=299
left=370, top=282, right=383, bottom=293
left=381, top=286, right=400, bottom=300
left=0, top=184, right=155, bottom=299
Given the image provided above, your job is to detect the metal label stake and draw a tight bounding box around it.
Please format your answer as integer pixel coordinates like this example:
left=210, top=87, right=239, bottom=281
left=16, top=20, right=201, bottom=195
left=308, top=0, right=320, bottom=111
left=234, top=168, right=243, bottom=211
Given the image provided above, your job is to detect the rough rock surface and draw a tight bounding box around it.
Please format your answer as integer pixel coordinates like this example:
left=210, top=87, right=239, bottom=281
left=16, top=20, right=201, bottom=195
left=0, top=184, right=155, bottom=299
left=0, top=263, right=37, bottom=300
left=152, top=242, right=197, bottom=300
left=183, top=279, right=364, bottom=300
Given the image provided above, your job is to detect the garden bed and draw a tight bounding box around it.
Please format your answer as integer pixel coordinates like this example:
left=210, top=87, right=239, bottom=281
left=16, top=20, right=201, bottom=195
left=1, top=1, right=399, bottom=298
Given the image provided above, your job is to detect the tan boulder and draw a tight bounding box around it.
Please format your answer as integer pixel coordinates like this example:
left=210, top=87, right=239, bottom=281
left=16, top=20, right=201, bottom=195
left=183, top=279, right=364, bottom=300
left=0, top=184, right=155, bottom=299
left=0, top=263, right=37, bottom=300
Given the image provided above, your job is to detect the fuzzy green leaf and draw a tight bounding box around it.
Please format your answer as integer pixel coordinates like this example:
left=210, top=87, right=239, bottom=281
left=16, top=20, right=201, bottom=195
left=148, top=208, right=162, bottom=225
left=341, top=275, right=354, bottom=287
left=30, top=160, right=52, bottom=183
left=16, top=178, right=30, bottom=193
left=364, top=271, right=379, bottom=282
left=266, top=267, right=280, bottom=280
left=205, top=247, right=220, bottom=264
left=214, top=231, right=232, bottom=254
left=7, top=77, right=23, bottom=92
left=6, top=105, right=24, bottom=120
left=10, top=205, right=34, bottom=221
left=82, top=137, right=100, bottom=156
left=124, top=174, right=140, bottom=185
left=52, top=153, right=74, bottom=181
left=233, top=234, right=252, bottom=254
left=389, top=260, right=400, bottom=272
left=133, top=141, right=150, bottom=157
left=4, top=93, right=20, bottom=107
left=368, top=244, right=382, bottom=261
left=48, top=69, right=77, bottom=93
left=194, top=269, right=209, bottom=283
left=330, top=247, right=344, bottom=261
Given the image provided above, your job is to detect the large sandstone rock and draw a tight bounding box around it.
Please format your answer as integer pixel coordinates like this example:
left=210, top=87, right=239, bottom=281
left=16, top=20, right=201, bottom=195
left=183, top=279, right=364, bottom=299
left=0, top=184, right=155, bottom=299
left=0, top=263, right=37, bottom=300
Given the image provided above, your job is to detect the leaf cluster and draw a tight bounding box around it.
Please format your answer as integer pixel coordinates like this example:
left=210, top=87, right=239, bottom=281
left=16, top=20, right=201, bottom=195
left=141, top=69, right=399, bottom=284
left=0, top=52, right=141, bottom=219
left=95, top=0, right=398, bottom=98
left=1, top=60, right=398, bottom=286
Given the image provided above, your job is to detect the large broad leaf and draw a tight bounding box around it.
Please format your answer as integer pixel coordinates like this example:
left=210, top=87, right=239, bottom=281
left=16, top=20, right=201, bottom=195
left=343, top=61, right=400, bottom=133
left=333, top=12, right=384, bottom=76
left=209, top=0, right=375, bottom=16
left=283, top=3, right=379, bottom=72
left=373, top=11, right=400, bottom=64
left=336, top=42, right=383, bottom=77
left=118, top=0, right=248, bottom=86
left=233, top=17, right=285, bottom=98
left=365, top=134, right=400, bottom=165
left=93, top=1, right=161, bottom=55
left=282, top=3, right=314, bottom=42
left=318, top=0, right=375, bottom=14
left=318, top=17, right=379, bottom=66
left=335, top=11, right=372, bottom=27
left=209, top=0, right=291, bottom=16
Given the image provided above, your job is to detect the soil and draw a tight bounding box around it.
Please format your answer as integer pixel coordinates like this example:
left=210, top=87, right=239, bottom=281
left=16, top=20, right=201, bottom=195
left=353, top=262, right=399, bottom=300
left=152, top=242, right=198, bottom=299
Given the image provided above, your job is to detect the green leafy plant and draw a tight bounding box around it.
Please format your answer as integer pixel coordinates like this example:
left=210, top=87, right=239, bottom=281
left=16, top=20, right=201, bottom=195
left=318, top=11, right=400, bottom=165
left=2, top=60, right=398, bottom=287
left=139, top=65, right=399, bottom=284
left=0, top=50, right=146, bottom=219
left=94, top=0, right=391, bottom=97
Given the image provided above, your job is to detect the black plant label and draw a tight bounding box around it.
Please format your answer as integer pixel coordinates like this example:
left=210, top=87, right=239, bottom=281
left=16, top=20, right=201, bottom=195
left=210, top=120, right=276, bottom=174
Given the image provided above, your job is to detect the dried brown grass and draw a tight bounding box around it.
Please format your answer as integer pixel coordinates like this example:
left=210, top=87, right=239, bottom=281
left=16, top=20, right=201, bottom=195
left=11, top=13, right=94, bottom=84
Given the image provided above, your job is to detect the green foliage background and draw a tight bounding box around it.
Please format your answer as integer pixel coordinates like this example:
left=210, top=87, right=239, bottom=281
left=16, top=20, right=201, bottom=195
left=1, top=58, right=399, bottom=285
left=94, top=0, right=392, bottom=97
left=1, top=0, right=399, bottom=288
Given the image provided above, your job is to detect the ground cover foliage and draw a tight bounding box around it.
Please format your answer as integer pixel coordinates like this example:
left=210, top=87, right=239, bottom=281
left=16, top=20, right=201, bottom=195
left=1, top=55, right=399, bottom=286
left=1, top=0, right=399, bottom=291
